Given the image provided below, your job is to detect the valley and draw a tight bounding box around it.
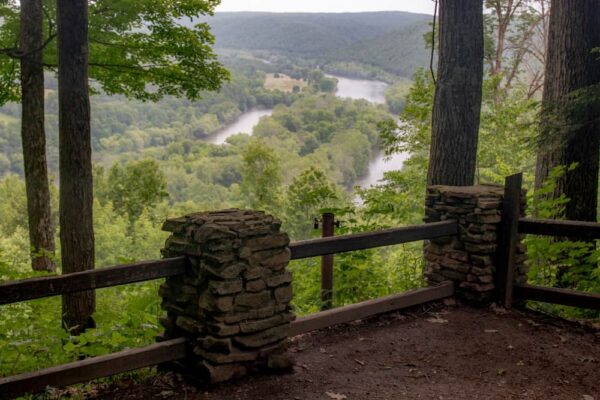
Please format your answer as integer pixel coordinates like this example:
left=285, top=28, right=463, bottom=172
left=202, top=72, right=407, bottom=188
left=2, top=2, right=596, bottom=385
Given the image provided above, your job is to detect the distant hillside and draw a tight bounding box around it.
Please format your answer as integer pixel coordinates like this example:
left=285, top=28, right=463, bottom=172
left=332, top=22, right=432, bottom=77
left=197, top=12, right=432, bottom=79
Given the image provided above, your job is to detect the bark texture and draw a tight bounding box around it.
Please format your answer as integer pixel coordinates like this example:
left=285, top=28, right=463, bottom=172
left=427, top=0, right=484, bottom=186
left=57, top=0, right=96, bottom=333
left=19, top=0, right=56, bottom=272
left=534, top=0, right=600, bottom=223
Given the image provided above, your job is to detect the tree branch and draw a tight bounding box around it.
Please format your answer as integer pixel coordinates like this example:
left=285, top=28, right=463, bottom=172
left=1, top=33, right=56, bottom=60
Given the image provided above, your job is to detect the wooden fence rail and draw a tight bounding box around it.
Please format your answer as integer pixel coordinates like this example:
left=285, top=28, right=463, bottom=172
left=0, top=338, right=188, bottom=400
left=0, top=222, right=457, bottom=306
left=0, top=257, right=187, bottom=306
left=518, top=218, right=600, bottom=239
left=4, top=171, right=600, bottom=398
left=6, top=181, right=600, bottom=399
left=0, top=219, right=460, bottom=398
left=494, top=174, right=600, bottom=311
left=0, top=283, right=455, bottom=400
left=514, top=284, right=600, bottom=310
left=290, top=281, right=454, bottom=335
left=289, top=220, right=458, bottom=260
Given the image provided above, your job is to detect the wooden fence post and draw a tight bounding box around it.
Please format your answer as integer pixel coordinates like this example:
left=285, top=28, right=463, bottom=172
left=321, top=212, right=334, bottom=310
left=496, top=173, right=523, bottom=308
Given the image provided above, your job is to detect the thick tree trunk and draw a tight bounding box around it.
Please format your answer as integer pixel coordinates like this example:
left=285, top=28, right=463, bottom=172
left=534, top=0, right=600, bottom=223
left=534, top=0, right=600, bottom=288
left=19, top=0, right=56, bottom=272
left=427, top=0, right=484, bottom=186
left=57, top=0, right=96, bottom=334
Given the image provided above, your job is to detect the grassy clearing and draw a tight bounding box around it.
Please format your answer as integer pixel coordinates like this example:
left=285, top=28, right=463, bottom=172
left=264, top=73, right=307, bottom=93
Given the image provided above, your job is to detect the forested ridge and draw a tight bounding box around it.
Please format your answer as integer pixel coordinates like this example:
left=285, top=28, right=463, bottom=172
left=1, top=2, right=599, bottom=394
left=200, top=12, right=432, bottom=79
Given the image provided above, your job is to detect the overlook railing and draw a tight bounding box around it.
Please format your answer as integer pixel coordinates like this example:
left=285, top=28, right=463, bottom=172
left=0, top=220, right=457, bottom=399
left=496, top=173, right=600, bottom=311
left=2, top=173, right=600, bottom=399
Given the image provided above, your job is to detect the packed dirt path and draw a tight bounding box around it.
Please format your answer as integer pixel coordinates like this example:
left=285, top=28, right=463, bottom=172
left=91, top=304, right=600, bottom=400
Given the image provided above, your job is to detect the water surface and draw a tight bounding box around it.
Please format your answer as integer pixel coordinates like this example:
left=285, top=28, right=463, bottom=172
left=326, top=75, right=407, bottom=188
left=206, top=109, right=273, bottom=145
left=355, top=151, right=409, bottom=188
left=206, top=75, right=407, bottom=189
left=328, top=75, right=388, bottom=105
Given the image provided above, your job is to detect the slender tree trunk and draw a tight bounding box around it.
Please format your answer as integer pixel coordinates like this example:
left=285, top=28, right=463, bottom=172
left=57, top=0, right=95, bottom=334
left=19, top=0, right=56, bottom=272
left=534, top=0, right=600, bottom=221
left=427, top=0, right=484, bottom=186
left=491, top=0, right=508, bottom=104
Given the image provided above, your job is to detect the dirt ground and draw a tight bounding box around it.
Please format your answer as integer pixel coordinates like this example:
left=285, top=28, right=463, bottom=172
left=90, top=303, right=600, bottom=400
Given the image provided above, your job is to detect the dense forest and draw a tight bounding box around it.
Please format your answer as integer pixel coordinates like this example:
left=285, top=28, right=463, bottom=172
left=0, top=1, right=599, bottom=396
left=201, top=12, right=432, bottom=79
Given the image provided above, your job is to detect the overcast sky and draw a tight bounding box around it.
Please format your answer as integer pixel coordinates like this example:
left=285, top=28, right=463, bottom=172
left=215, top=0, right=435, bottom=15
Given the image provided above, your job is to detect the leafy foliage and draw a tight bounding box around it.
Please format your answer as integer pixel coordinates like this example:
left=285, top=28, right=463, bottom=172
left=525, top=165, right=599, bottom=318
left=240, top=138, right=282, bottom=211
left=374, top=44, right=598, bottom=321
left=0, top=0, right=229, bottom=104
left=1, top=8, right=599, bottom=385
left=96, top=160, right=169, bottom=224
left=284, top=167, right=342, bottom=239
left=290, top=205, right=426, bottom=314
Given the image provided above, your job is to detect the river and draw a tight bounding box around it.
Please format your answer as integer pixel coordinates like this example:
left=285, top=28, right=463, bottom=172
left=206, top=109, right=273, bottom=145
left=328, top=75, right=388, bottom=105
left=331, top=75, right=408, bottom=188
left=204, top=74, right=407, bottom=187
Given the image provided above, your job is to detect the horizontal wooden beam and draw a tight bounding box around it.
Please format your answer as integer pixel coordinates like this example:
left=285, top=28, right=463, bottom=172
left=514, top=284, right=600, bottom=310
left=290, top=282, right=454, bottom=335
left=0, top=257, right=187, bottom=306
left=0, top=283, right=455, bottom=398
left=518, top=218, right=600, bottom=239
left=289, top=221, right=458, bottom=260
left=1, top=222, right=457, bottom=304
left=0, top=338, right=187, bottom=400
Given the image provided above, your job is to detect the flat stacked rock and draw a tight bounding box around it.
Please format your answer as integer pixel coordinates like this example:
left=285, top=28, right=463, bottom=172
left=424, top=185, right=528, bottom=303
left=158, top=209, right=295, bottom=384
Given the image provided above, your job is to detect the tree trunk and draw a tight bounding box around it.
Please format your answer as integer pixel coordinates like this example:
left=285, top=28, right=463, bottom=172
left=57, top=0, right=95, bottom=334
left=534, top=0, right=600, bottom=222
left=534, top=0, right=600, bottom=288
left=19, top=0, right=56, bottom=272
left=427, top=0, right=484, bottom=186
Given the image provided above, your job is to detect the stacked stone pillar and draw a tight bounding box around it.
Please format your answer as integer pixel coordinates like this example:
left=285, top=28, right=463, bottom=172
left=158, top=209, right=295, bottom=384
left=424, top=185, right=528, bottom=303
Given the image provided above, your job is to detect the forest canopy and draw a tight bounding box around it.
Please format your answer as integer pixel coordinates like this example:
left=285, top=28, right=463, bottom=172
left=1, top=3, right=599, bottom=390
